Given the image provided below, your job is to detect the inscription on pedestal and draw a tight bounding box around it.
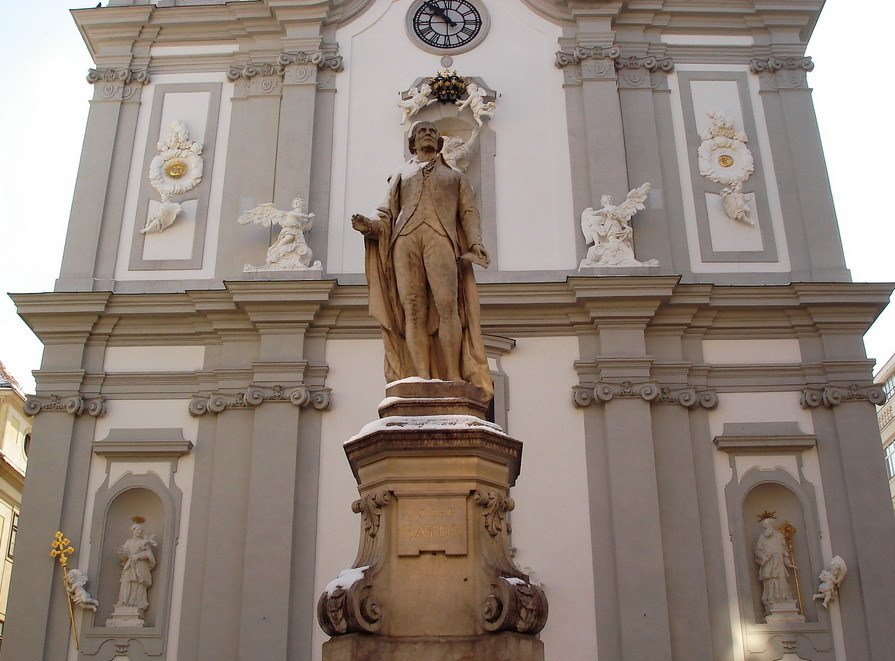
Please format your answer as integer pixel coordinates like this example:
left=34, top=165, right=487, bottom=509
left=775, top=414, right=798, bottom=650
left=397, top=496, right=468, bottom=556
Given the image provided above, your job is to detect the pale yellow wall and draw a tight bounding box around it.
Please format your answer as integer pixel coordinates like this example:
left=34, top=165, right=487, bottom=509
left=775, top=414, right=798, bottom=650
left=0, top=389, right=29, bottom=626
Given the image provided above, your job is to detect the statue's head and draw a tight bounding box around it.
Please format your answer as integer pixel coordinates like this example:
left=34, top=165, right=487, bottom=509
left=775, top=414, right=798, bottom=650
left=291, top=197, right=305, bottom=210
left=130, top=523, right=145, bottom=538
left=408, top=121, right=444, bottom=154
left=68, top=568, right=88, bottom=586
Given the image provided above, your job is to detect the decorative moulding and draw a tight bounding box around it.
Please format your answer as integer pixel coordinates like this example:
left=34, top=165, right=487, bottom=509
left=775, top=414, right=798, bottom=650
left=749, top=56, right=814, bottom=74
left=92, top=428, right=193, bottom=458
left=226, top=49, right=344, bottom=81
left=800, top=383, right=885, bottom=408
left=713, top=434, right=816, bottom=454
left=188, top=384, right=332, bottom=415
left=24, top=394, right=106, bottom=417
left=86, top=67, right=150, bottom=86
left=572, top=381, right=719, bottom=409
left=615, top=55, right=674, bottom=72
left=554, top=44, right=621, bottom=68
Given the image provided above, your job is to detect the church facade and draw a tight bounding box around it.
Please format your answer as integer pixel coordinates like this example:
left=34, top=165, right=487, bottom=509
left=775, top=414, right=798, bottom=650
left=6, top=1, right=895, bottom=659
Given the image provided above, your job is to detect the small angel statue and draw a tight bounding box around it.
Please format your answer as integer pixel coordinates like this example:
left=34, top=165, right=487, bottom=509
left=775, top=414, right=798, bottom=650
left=721, top=180, right=754, bottom=226
left=579, top=182, right=658, bottom=269
left=140, top=199, right=182, bottom=234
left=455, top=83, right=495, bottom=127
left=399, top=83, right=436, bottom=125
left=239, top=197, right=322, bottom=272
left=66, top=568, right=99, bottom=611
left=441, top=128, right=480, bottom=172
left=813, top=555, right=847, bottom=609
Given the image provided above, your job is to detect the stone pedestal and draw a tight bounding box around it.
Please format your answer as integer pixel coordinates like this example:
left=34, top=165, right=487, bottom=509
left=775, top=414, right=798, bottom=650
left=106, top=604, right=145, bottom=628
left=764, top=601, right=805, bottom=623
left=318, top=380, right=547, bottom=660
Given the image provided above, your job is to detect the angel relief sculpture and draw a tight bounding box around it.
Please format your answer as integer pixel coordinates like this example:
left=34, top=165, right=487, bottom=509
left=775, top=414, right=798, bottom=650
left=239, top=197, right=322, bottom=272
left=441, top=128, right=479, bottom=172
left=398, top=83, right=436, bottom=125
left=579, top=183, right=658, bottom=269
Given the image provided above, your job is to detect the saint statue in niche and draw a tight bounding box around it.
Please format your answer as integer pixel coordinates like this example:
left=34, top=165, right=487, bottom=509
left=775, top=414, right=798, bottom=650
left=107, top=516, right=157, bottom=627
left=754, top=513, right=796, bottom=610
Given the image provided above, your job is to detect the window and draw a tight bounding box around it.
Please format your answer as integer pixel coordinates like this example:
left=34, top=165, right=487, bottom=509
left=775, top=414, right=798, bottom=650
left=883, top=375, right=895, bottom=402
left=6, top=510, right=17, bottom=559
left=885, top=443, right=895, bottom=480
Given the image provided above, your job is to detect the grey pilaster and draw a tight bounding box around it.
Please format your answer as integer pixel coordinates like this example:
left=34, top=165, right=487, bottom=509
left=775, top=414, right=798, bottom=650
left=2, top=412, right=80, bottom=658
left=751, top=56, right=850, bottom=281
left=617, top=53, right=676, bottom=271
left=215, top=64, right=283, bottom=279
left=56, top=70, right=149, bottom=292
left=651, top=403, right=715, bottom=659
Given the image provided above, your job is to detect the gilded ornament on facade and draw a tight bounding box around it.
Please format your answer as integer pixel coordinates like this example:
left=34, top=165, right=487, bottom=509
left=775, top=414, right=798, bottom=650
left=698, top=111, right=755, bottom=226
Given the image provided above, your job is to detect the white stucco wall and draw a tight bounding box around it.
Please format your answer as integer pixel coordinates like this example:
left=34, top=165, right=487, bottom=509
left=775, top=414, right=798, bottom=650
left=328, top=0, right=576, bottom=274
left=503, top=336, right=598, bottom=660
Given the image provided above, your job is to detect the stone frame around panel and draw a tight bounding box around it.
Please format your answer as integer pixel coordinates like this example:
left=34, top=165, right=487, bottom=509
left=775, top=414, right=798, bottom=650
left=79, top=429, right=190, bottom=658
left=715, top=425, right=835, bottom=661
left=676, top=71, right=778, bottom=264
left=128, top=83, right=223, bottom=272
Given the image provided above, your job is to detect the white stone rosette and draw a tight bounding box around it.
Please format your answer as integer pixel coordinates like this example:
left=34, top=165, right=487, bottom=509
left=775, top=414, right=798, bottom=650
left=148, top=121, right=204, bottom=198
left=698, top=134, right=754, bottom=186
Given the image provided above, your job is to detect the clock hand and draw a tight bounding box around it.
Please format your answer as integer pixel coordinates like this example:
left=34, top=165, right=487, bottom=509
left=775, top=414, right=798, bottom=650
left=424, top=0, right=457, bottom=28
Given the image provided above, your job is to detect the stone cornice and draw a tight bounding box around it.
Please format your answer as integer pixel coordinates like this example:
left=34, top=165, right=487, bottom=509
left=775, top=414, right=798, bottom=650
left=12, top=281, right=893, bottom=348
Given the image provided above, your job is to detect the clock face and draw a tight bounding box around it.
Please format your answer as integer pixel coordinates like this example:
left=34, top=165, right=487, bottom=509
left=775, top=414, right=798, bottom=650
left=409, top=0, right=487, bottom=52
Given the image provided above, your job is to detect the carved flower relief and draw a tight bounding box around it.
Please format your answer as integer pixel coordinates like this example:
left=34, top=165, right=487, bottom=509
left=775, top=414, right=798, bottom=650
left=697, top=134, right=753, bottom=186
left=149, top=146, right=203, bottom=197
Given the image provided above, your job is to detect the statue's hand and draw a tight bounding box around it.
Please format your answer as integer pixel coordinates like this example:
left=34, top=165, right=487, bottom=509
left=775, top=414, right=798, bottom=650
left=351, top=213, right=377, bottom=237
left=469, top=243, right=491, bottom=268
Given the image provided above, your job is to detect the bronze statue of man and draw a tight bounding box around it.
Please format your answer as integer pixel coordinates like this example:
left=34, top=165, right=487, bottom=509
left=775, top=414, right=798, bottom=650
left=351, top=121, right=493, bottom=399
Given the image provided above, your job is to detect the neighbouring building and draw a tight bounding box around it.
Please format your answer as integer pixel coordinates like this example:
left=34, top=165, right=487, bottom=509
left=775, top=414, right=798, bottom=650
left=875, top=353, right=895, bottom=510
left=5, top=1, right=895, bottom=660
left=0, top=362, right=30, bottom=651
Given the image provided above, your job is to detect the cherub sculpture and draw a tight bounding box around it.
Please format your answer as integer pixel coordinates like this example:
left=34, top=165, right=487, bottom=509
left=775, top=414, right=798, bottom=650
left=399, top=83, right=435, bottom=125
left=441, top=128, right=480, bottom=172
left=813, top=555, right=847, bottom=608
left=721, top=180, right=754, bottom=226
left=140, top=199, right=183, bottom=234
left=455, top=83, right=495, bottom=127
left=239, top=197, right=322, bottom=272
left=579, top=183, right=658, bottom=268
left=66, top=568, right=99, bottom=611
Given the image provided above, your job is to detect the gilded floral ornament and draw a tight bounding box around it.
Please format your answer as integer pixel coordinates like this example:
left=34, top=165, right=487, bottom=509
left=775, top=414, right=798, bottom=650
left=698, top=111, right=755, bottom=226
left=142, top=121, right=204, bottom=234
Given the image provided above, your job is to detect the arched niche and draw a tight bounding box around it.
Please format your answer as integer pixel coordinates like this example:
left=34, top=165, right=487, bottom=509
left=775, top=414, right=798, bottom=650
left=97, top=487, right=165, bottom=626
left=742, top=479, right=817, bottom=623
left=81, top=465, right=184, bottom=657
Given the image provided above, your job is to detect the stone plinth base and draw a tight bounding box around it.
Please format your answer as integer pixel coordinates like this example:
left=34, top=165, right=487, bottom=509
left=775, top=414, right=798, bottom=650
left=105, top=604, right=145, bottom=627
left=318, top=380, right=547, bottom=648
left=764, top=601, right=805, bottom=623
left=323, top=632, right=545, bottom=661
left=378, top=379, right=489, bottom=418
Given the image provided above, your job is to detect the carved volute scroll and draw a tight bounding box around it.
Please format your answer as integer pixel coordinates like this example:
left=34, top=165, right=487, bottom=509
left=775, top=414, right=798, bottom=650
left=473, top=489, right=548, bottom=636
left=317, top=491, right=391, bottom=637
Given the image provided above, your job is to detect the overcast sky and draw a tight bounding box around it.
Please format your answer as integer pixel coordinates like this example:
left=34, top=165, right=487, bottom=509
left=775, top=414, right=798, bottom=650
left=0, top=0, right=892, bottom=393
